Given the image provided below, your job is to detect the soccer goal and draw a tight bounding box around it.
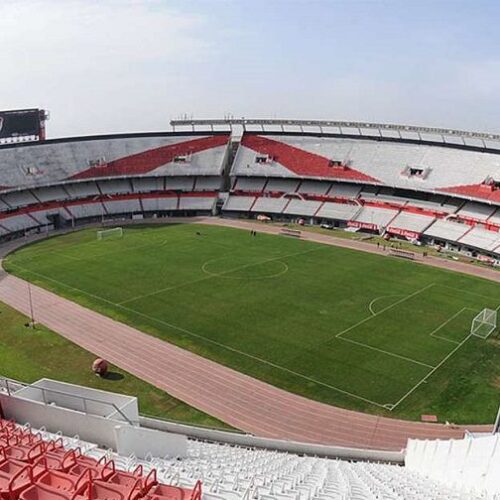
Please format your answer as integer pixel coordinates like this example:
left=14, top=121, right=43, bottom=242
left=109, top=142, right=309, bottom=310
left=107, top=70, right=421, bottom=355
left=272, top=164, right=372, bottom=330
left=471, top=308, right=497, bottom=339
left=97, top=227, right=123, bottom=241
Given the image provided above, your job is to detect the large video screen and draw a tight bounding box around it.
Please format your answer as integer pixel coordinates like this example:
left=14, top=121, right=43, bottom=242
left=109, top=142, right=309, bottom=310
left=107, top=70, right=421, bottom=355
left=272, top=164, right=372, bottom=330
left=0, top=109, right=41, bottom=139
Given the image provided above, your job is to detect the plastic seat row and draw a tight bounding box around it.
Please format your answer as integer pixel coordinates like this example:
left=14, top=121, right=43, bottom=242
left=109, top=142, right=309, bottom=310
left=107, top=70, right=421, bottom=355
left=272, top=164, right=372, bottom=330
left=0, top=420, right=201, bottom=500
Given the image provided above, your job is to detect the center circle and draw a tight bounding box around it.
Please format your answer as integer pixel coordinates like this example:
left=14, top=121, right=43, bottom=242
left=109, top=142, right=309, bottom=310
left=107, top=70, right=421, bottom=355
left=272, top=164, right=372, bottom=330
left=202, top=256, right=288, bottom=280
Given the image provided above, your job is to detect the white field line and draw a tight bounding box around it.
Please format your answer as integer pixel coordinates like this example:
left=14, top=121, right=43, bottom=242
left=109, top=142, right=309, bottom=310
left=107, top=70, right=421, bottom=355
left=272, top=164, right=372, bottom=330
left=337, top=336, right=435, bottom=369
left=368, top=295, right=405, bottom=316
left=119, top=247, right=321, bottom=305
left=7, top=260, right=388, bottom=410
left=335, top=283, right=436, bottom=339
left=390, top=333, right=473, bottom=410
left=428, top=308, right=468, bottom=345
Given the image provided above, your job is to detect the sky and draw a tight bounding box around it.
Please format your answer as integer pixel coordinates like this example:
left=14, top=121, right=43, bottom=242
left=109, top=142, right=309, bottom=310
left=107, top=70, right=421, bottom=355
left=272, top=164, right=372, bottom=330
left=2, top=0, right=500, bottom=137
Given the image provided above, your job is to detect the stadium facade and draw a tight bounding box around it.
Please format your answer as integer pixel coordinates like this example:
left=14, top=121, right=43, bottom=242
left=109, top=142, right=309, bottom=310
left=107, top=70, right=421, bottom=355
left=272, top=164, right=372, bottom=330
left=1, top=117, right=500, bottom=264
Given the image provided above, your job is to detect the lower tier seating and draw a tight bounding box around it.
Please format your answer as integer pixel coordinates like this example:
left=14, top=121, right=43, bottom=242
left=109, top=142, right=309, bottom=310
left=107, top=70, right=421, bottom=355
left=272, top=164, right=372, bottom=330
left=0, top=417, right=494, bottom=500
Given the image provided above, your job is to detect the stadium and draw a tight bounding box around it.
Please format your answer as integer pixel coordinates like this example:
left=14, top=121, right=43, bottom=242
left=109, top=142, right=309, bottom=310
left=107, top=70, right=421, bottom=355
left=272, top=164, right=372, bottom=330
left=0, top=107, right=498, bottom=499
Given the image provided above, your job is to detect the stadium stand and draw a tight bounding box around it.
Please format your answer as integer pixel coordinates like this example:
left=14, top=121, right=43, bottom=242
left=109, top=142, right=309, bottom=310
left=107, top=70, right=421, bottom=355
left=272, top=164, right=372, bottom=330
left=0, top=385, right=496, bottom=500
left=251, top=196, right=289, bottom=215
left=386, top=212, right=436, bottom=237
left=456, top=201, right=497, bottom=222
left=283, top=199, right=323, bottom=217
left=352, top=206, right=400, bottom=230
left=0, top=134, right=229, bottom=190
left=98, top=180, right=133, bottom=195
left=316, top=202, right=361, bottom=221
left=406, top=433, right=500, bottom=496
left=424, top=219, right=471, bottom=243
left=223, top=196, right=256, bottom=212
left=458, top=227, right=500, bottom=253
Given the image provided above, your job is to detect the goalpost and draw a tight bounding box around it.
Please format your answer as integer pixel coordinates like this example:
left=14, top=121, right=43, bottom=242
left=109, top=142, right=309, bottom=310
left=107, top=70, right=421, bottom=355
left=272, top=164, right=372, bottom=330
left=97, top=227, right=123, bottom=241
left=471, top=308, right=497, bottom=339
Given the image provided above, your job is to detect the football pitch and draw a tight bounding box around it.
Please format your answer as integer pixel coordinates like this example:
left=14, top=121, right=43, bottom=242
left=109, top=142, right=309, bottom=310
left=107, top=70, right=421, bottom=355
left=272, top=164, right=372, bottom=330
left=4, top=223, right=500, bottom=423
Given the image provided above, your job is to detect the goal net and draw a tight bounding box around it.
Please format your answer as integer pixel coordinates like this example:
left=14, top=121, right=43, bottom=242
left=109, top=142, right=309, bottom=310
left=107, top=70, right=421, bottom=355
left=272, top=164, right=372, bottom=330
left=471, top=308, right=497, bottom=339
left=97, top=227, right=123, bottom=241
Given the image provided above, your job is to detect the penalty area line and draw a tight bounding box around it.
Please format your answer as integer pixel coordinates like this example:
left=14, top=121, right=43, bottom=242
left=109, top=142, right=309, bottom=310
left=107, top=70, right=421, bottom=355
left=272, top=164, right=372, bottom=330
left=390, top=333, right=473, bottom=411
left=335, top=283, right=436, bottom=339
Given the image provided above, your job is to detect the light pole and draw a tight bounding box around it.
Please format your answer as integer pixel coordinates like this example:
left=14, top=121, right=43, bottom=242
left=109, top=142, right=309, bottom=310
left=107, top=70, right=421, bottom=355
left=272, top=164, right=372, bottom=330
left=27, top=282, right=35, bottom=328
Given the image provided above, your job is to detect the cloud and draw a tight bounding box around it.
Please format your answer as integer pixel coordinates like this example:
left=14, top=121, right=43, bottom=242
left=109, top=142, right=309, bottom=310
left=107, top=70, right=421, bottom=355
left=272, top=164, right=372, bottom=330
left=0, top=0, right=211, bottom=135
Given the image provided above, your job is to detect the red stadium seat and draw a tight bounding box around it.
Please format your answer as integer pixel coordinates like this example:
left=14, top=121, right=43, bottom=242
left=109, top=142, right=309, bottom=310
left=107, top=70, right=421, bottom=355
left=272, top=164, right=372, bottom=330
left=0, top=459, right=33, bottom=500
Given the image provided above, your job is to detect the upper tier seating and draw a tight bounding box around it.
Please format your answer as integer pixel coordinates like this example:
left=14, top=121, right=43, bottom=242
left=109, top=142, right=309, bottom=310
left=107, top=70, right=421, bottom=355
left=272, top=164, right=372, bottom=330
left=66, top=203, right=105, bottom=220
left=456, top=201, right=496, bottom=221
left=0, top=134, right=229, bottom=191
left=64, top=182, right=100, bottom=199
left=165, top=178, right=195, bottom=191
left=30, top=186, right=70, bottom=203
left=132, top=178, right=163, bottom=193
left=231, top=134, right=500, bottom=202
left=264, top=179, right=299, bottom=193
left=102, top=200, right=142, bottom=215
left=178, top=195, right=215, bottom=211
left=297, top=180, right=331, bottom=195
left=98, top=180, right=132, bottom=195
left=486, top=208, right=500, bottom=225
left=1, top=191, right=38, bottom=209
left=195, top=177, right=222, bottom=191
left=233, top=177, right=267, bottom=192
left=329, top=183, right=362, bottom=198
left=141, top=197, right=178, bottom=212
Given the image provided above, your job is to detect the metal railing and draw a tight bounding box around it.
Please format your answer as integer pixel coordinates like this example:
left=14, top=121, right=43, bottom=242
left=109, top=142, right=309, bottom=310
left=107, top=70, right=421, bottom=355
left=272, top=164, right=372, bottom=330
left=170, top=117, right=500, bottom=146
left=0, top=377, right=137, bottom=426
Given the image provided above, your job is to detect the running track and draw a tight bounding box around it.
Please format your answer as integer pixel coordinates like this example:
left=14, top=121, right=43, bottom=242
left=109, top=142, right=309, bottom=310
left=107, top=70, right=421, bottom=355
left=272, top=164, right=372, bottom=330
left=0, top=219, right=494, bottom=451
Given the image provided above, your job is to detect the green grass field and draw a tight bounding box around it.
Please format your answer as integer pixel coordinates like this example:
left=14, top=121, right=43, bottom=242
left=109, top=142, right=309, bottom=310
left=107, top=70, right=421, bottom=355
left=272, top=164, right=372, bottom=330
left=0, top=300, right=228, bottom=428
left=4, top=223, right=500, bottom=424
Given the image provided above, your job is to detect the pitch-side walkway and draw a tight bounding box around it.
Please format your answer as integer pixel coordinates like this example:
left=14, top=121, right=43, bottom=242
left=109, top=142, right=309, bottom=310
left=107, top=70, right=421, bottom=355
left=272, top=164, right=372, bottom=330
left=0, top=266, right=491, bottom=451
left=203, top=218, right=500, bottom=283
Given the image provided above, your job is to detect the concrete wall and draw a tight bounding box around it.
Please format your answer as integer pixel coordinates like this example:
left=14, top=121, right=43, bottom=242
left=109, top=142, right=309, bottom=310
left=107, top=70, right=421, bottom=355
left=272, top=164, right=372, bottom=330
left=14, top=379, right=138, bottom=423
left=140, top=416, right=404, bottom=463
left=0, top=393, right=122, bottom=449
left=114, top=425, right=187, bottom=459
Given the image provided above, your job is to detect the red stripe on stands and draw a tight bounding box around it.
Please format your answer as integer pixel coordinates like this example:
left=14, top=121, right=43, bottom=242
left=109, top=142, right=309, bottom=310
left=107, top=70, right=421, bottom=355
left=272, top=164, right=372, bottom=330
left=69, top=135, right=230, bottom=180
left=241, top=135, right=381, bottom=183
left=440, top=183, right=500, bottom=203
